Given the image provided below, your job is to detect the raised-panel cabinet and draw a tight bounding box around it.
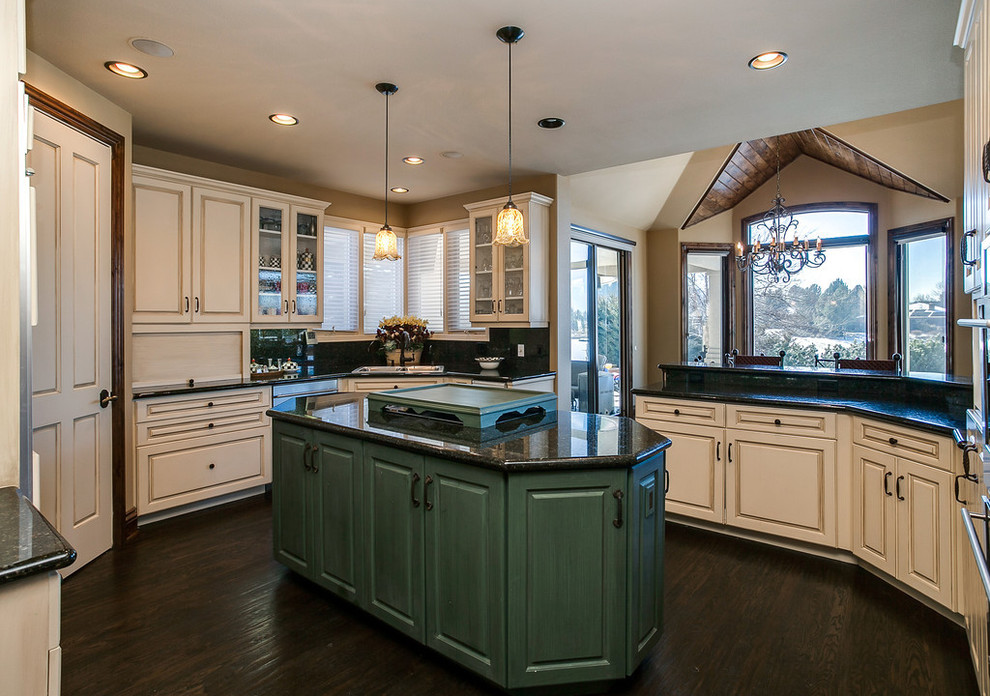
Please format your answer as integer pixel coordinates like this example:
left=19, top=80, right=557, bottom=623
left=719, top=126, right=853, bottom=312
left=649, top=421, right=724, bottom=523
left=465, top=192, right=553, bottom=327
left=312, top=435, right=364, bottom=602
left=132, top=175, right=191, bottom=323
left=192, top=187, right=251, bottom=322
left=272, top=424, right=313, bottom=577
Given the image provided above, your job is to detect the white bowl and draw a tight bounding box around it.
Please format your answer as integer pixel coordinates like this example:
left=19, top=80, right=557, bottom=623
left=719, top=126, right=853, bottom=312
left=475, top=357, right=503, bottom=370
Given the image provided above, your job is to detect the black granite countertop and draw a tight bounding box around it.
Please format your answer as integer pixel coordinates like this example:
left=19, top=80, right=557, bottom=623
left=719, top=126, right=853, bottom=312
left=133, top=366, right=557, bottom=400
left=268, top=392, right=669, bottom=472
left=0, top=487, right=75, bottom=584
left=633, top=382, right=965, bottom=436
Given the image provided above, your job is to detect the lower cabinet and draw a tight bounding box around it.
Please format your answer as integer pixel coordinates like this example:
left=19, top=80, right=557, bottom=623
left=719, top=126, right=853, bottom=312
left=271, top=421, right=665, bottom=689
left=852, top=444, right=954, bottom=607
left=655, top=422, right=724, bottom=523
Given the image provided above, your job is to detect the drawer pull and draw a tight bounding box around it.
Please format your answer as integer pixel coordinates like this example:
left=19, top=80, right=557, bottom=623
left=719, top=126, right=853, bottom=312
left=208, top=463, right=215, bottom=470
left=888, top=437, right=898, bottom=446
left=673, top=409, right=680, bottom=416
left=774, top=418, right=782, bottom=426
left=207, top=422, right=215, bottom=429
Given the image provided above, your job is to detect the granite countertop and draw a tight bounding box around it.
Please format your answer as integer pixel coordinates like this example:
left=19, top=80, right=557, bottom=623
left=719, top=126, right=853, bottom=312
left=133, top=366, right=557, bottom=400
left=633, top=381, right=965, bottom=436
left=0, top=487, right=75, bottom=584
left=268, top=392, right=670, bottom=472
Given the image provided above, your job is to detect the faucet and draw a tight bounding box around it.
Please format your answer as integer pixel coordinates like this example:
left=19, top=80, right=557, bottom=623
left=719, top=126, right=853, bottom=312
left=397, top=330, right=414, bottom=366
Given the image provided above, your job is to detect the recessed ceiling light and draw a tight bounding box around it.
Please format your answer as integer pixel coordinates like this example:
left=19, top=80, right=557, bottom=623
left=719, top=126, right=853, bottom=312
left=268, top=113, right=299, bottom=126
left=105, top=61, right=148, bottom=79
left=537, top=117, right=565, bottom=129
left=403, top=156, right=424, bottom=165
left=440, top=151, right=463, bottom=159
left=748, top=51, right=788, bottom=70
left=391, top=187, right=409, bottom=194
left=129, top=38, right=174, bottom=58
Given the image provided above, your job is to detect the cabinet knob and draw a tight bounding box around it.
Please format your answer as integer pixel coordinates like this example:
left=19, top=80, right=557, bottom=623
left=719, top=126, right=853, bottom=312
left=207, top=401, right=214, bottom=408
left=888, top=437, right=898, bottom=446
left=774, top=418, right=782, bottom=426
left=207, top=422, right=215, bottom=429
left=208, top=463, right=215, bottom=470
left=673, top=409, right=680, bottom=416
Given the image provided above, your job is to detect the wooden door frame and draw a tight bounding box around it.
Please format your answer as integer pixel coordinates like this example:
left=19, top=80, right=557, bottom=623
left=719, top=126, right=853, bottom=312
left=680, top=242, right=735, bottom=363
left=887, top=217, right=955, bottom=375
left=25, top=84, right=129, bottom=547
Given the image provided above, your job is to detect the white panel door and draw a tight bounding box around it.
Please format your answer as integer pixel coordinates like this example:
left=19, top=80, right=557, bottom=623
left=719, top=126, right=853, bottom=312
left=30, top=110, right=113, bottom=575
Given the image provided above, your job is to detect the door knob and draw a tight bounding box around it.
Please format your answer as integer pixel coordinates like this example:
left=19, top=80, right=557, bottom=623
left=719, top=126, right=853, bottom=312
left=99, top=389, right=118, bottom=408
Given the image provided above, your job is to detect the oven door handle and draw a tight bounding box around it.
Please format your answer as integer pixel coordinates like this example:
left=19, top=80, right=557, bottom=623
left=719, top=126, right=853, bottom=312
left=961, top=507, right=990, bottom=603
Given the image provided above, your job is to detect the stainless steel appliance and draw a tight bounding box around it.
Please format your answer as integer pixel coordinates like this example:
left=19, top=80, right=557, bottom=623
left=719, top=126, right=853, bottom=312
left=272, top=378, right=338, bottom=408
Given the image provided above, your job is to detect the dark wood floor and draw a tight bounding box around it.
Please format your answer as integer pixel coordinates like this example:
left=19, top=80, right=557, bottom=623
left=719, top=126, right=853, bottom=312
left=60, top=494, right=978, bottom=696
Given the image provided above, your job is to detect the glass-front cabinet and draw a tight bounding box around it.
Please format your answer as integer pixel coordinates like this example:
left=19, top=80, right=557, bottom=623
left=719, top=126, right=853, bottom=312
left=465, top=192, right=553, bottom=327
left=252, top=198, right=325, bottom=324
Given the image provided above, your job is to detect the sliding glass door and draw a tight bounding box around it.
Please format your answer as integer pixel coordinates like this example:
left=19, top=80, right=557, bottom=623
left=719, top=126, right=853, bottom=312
left=570, top=232, right=631, bottom=416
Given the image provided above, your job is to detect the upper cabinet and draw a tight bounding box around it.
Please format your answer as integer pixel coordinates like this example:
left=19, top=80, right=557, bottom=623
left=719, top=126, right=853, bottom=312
left=251, top=199, right=323, bottom=323
left=464, top=192, right=552, bottom=328
left=132, top=165, right=328, bottom=326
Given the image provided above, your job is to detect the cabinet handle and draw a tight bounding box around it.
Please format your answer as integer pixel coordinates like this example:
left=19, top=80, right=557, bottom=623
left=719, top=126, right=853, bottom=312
left=411, top=472, right=421, bottom=507
left=195, top=296, right=200, bottom=312
left=962, top=228, right=978, bottom=267
left=498, top=299, right=502, bottom=314
left=613, top=489, right=624, bottom=528
left=728, top=442, right=733, bottom=462
left=208, top=463, right=215, bottom=470
left=425, top=475, right=434, bottom=511
left=292, top=299, right=296, bottom=314
left=664, top=469, right=670, bottom=495
left=303, top=445, right=312, bottom=472
left=888, top=437, right=898, bottom=446
left=716, top=441, right=720, bottom=461
left=955, top=475, right=969, bottom=505
left=310, top=445, right=319, bottom=473
left=184, top=296, right=190, bottom=312
left=774, top=418, right=782, bottom=426
left=491, top=299, right=496, bottom=314
left=895, top=475, right=905, bottom=501
left=673, top=408, right=680, bottom=416
left=284, top=300, right=289, bottom=314
left=883, top=470, right=892, bottom=496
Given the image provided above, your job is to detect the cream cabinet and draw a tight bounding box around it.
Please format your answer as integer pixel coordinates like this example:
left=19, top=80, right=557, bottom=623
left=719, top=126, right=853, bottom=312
left=852, top=420, right=955, bottom=608
left=0, top=571, right=61, bottom=696
left=251, top=198, right=324, bottom=324
left=133, top=170, right=252, bottom=324
left=464, top=192, right=552, bottom=327
left=654, top=421, right=724, bottom=523
left=135, top=386, right=272, bottom=516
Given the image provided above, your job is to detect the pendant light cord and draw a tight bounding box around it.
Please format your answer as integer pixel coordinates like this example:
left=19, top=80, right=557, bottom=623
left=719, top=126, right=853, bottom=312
left=507, top=39, right=513, bottom=202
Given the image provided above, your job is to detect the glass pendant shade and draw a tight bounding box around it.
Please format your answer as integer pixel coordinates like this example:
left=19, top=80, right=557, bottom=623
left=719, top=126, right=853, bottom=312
left=494, top=202, right=527, bottom=246
left=372, top=224, right=400, bottom=261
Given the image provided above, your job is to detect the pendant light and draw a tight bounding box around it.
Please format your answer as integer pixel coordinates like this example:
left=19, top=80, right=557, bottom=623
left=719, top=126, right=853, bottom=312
left=373, top=82, right=401, bottom=261
left=493, top=26, right=527, bottom=247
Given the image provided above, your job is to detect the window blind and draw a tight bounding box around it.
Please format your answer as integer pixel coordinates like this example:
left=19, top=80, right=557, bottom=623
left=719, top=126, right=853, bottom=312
left=445, top=228, right=476, bottom=332
left=322, top=226, right=359, bottom=331
left=363, top=232, right=405, bottom=333
left=407, top=232, right=444, bottom=331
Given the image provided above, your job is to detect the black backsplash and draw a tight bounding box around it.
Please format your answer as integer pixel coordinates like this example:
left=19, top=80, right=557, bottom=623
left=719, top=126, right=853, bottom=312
left=250, top=327, right=551, bottom=374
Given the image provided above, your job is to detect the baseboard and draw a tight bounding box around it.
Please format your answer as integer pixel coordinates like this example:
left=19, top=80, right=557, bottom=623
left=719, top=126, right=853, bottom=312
left=123, top=507, right=138, bottom=542
left=136, top=485, right=268, bottom=527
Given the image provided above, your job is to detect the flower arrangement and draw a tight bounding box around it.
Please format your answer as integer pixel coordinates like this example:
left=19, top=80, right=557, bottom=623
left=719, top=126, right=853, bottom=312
left=375, top=315, right=433, bottom=352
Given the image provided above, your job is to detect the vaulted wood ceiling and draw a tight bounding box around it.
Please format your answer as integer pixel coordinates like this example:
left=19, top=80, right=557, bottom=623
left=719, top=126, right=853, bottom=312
left=682, top=128, right=949, bottom=229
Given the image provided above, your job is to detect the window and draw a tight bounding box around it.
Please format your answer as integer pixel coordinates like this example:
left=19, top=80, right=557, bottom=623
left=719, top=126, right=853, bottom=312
left=362, top=232, right=404, bottom=333
left=407, top=232, right=444, bottom=329
left=743, top=203, right=876, bottom=368
left=444, top=228, right=475, bottom=333
left=681, top=244, right=733, bottom=365
left=322, top=226, right=359, bottom=331
left=889, top=219, right=953, bottom=375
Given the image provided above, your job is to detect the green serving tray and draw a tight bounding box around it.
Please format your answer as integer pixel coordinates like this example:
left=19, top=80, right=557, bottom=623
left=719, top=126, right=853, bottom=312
left=366, top=383, right=556, bottom=429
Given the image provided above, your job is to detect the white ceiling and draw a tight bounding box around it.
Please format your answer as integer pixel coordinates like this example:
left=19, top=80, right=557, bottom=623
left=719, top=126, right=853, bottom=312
left=26, top=0, right=964, bottom=206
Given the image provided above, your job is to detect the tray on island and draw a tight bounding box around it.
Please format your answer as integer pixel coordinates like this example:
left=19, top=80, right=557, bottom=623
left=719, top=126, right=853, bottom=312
left=366, top=383, right=556, bottom=430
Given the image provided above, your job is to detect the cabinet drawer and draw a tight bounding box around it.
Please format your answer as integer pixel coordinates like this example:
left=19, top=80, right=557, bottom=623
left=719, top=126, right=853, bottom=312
left=345, top=378, right=443, bottom=392
left=136, top=409, right=269, bottom=446
left=726, top=404, right=836, bottom=439
left=634, top=397, right=724, bottom=427
left=852, top=418, right=952, bottom=471
left=135, top=387, right=271, bottom=423
left=137, top=428, right=270, bottom=514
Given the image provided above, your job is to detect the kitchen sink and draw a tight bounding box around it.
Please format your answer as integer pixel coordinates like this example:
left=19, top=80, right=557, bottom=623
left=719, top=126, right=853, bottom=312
left=351, top=365, right=445, bottom=375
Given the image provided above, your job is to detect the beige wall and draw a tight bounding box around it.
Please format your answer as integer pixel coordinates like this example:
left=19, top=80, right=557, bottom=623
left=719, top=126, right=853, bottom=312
left=23, top=52, right=136, bottom=505
left=405, top=174, right=557, bottom=228
left=647, top=100, right=967, bottom=383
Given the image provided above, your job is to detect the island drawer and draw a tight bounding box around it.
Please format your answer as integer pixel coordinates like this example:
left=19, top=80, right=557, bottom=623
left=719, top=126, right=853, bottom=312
left=135, top=387, right=271, bottom=423
left=852, top=417, right=952, bottom=470
left=341, top=378, right=444, bottom=392
left=136, top=409, right=269, bottom=447
left=726, top=404, right=836, bottom=439
left=634, top=396, right=724, bottom=427
left=137, top=427, right=270, bottom=514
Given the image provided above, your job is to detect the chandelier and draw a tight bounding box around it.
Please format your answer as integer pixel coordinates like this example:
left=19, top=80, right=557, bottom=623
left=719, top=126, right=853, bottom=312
left=735, top=137, right=824, bottom=283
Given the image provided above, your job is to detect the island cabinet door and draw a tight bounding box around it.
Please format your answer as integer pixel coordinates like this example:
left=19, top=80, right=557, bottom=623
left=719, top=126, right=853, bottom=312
left=311, top=434, right=363, bottom=604
left=506, top=469, right=627, bottom=689
left=272, top=423, right=314, bottom=577
left=362, top=443, right=426, bottom=642
left=423, top=458, right=507, bottom=685
left=626, top=453, right=665, bottom=675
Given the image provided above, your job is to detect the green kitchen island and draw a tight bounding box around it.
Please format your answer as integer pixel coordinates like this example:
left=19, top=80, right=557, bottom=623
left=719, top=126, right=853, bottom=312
left=268, top=387, right=670, bottom=691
